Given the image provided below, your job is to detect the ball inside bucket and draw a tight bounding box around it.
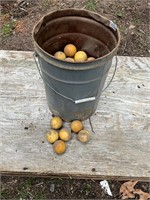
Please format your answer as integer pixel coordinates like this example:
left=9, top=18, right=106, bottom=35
left=32, top=9, right=120, bottom=121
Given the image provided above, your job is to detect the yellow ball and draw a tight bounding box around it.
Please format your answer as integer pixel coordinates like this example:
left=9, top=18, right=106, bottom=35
left=46, top=130, right=59, bottom=144
left=64, top=44, right=77, bottom=57
left=59, top=128, right=71, bottom=142
left=77, top=130, right=90, bottom=143
left=53, top=140, right=67, bottom=155
left=87, top=57, right=95, bottom=61
left=54, top=51, right=66, bottom=60
left=74, top=51, right=87, bottom=62
left=71, top=120, right=83, bottom=133
left=50, top=117, right=63, bottom=130
left=65, top=57, right=75, bottom=62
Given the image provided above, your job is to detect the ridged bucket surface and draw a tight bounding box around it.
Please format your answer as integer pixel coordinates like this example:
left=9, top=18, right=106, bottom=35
left=32, top=9, right=120, bottom=121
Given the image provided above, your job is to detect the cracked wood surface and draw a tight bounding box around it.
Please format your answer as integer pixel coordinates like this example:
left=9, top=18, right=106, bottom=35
left=0, top=50, right=150, bottom=181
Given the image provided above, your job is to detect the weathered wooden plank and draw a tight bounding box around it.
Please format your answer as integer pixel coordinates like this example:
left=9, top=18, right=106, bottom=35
left=0, top=50, right=150, bottom=181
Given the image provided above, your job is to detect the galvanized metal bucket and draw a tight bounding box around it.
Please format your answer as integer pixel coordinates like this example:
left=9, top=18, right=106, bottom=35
left=32, top=9, right=120, bottom=121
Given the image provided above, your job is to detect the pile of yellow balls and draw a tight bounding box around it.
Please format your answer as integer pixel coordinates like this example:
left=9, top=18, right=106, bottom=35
left=46, top=116, right=91, bottom=155
left=54, top=44, right=95, bottom=62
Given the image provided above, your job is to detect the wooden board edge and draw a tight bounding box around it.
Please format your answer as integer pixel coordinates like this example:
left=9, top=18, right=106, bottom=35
left=1, top=172, right=150, bottom=182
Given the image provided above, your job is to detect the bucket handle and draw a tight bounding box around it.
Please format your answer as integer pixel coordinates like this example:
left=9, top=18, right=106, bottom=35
left=33, top=52, right=117, bottom=104
left=102, top=55, right=118, bottom=92
left=33, top=52, right=96, bottom=104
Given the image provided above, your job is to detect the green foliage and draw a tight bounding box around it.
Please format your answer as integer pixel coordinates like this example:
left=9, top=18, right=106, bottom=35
left=1, top=190, right=8, bottom=199
left=43, top=0, right=51, bottom=7
left=86, top=0, right=96, bottom=11
left=116, top=11, right=123, bottom=18
left=84, top=183, right=92, bottom=191
left=0, top=19, right=17, bottom=37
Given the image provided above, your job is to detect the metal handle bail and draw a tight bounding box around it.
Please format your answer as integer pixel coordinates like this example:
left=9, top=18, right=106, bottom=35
left=102, top=55, right=118, bottom=92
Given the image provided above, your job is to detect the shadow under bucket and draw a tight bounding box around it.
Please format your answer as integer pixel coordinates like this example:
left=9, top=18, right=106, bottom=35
left=32, top=9, right=120, bottom=121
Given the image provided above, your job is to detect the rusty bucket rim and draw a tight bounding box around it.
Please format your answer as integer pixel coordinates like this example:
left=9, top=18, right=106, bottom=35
left=32, top=8, right=121, bottom=70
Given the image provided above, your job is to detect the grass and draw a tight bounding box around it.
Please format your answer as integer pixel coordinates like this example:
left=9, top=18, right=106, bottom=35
left=1, top=190, right=8, bottom=199
left=84, top=183, right=92, bottom=191
left=15, top=177, right=49, bottom=199
left=116, top=11, right=123, bottom=18
left=1, top=177, right=37, bottom=199
left=43, top=0, right=51, bottom=7
left=86, top=0, right=96, bottom=11
left=0, top=18, right=17, bottom=38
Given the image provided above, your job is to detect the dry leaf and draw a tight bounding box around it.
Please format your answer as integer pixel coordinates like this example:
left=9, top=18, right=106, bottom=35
left=0, top=14, right=10, bottom=29
left=15, top=20, right=26, bottom=33
left=120, top=180, right=138, bottom=199
left=126, top=180, right=138, bottom=192
left=134, top=189, right=150, bottom=200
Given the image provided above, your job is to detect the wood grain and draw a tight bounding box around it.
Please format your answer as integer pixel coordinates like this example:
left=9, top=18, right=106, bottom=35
left=0, top=50, right=150, bottom=181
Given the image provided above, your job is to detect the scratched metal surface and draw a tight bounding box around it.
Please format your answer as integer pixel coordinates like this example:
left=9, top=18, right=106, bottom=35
left=0, top=50, right=150, bottom=180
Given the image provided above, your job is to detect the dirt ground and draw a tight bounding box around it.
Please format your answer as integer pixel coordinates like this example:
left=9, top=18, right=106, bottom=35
left=1, top=0, right=150, bottom=199
left=0, top=0, right=149, bottom=56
